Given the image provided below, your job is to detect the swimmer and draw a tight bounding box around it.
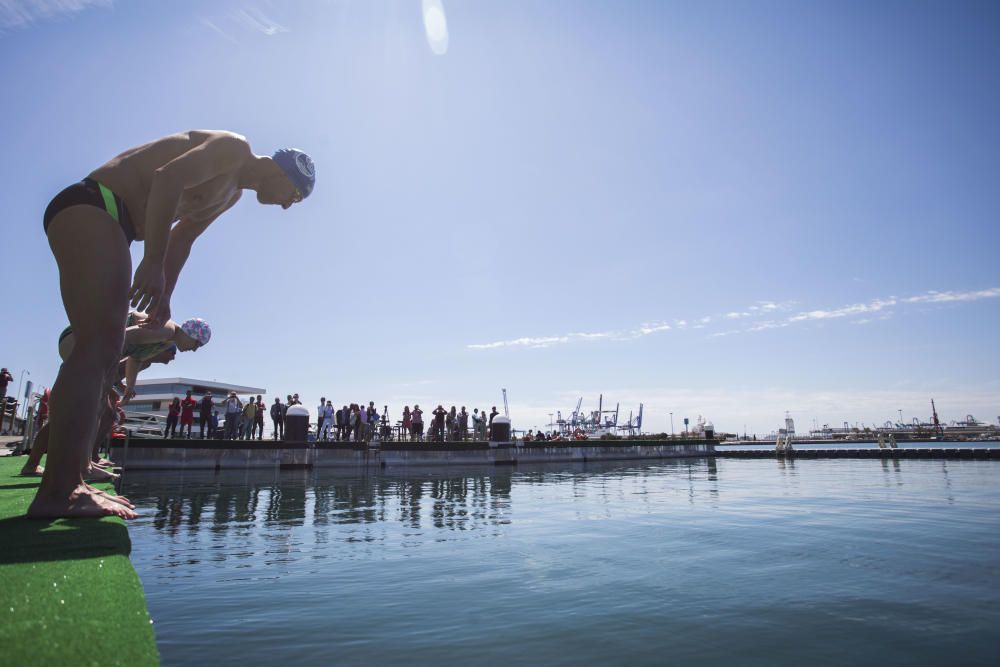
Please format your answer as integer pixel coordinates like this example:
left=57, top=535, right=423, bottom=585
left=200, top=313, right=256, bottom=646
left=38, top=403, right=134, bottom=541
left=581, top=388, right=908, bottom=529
left=28, top=130, right=315, bottom=520
left=59, top=312, right=211, bottom=403
left=21, top=344, right=180, bottom=483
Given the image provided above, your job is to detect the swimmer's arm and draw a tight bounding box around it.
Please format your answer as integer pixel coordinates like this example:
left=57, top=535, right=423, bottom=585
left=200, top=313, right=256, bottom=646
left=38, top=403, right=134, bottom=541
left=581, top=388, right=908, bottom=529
left=160, top=191, right=243, bottom=310
left=124, top=323, right=174, bottom=346
left=132, top=134, right=250, bottom=312
left=121, top=358, right=142, bottom=404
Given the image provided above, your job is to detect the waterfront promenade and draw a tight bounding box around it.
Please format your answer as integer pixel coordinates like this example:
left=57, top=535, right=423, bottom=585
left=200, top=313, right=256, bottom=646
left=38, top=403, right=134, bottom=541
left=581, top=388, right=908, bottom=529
left=0, top=457, right=158, bottom=666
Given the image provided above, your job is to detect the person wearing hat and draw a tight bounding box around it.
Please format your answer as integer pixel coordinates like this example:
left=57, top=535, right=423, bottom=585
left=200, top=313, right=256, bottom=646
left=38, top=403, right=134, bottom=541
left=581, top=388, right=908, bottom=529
left=222, top=392, right=243, bottom=440
left=30, top=130, right=315, bottom=519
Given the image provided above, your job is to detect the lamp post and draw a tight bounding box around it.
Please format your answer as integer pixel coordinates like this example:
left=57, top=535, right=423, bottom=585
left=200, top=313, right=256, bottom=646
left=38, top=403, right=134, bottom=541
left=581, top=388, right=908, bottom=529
left=16, top=370, right=29, bottom=406
left=669, top=412, right=674, bottom=438
left=14, top=370, right=29, bottom=424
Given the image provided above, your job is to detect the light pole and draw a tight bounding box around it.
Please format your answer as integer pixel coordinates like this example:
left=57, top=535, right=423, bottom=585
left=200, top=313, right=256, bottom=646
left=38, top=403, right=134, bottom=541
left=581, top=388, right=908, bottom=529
left=898, top=409, right=903, bottom=425
left=16, top=370, right=29, bottom=406
left=669, top=412, right=674, bottom=437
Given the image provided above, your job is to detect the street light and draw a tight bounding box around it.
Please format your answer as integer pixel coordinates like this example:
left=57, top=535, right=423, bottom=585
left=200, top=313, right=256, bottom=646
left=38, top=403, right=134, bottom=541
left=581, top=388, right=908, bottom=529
left=669, top=412, right=674, bottom=437
left=16, top=370, right=29, bottom=404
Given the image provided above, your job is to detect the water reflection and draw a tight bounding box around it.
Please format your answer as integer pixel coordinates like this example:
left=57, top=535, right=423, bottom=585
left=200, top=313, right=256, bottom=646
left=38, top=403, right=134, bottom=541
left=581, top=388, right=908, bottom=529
left=124, top=459, right=718, bottom=553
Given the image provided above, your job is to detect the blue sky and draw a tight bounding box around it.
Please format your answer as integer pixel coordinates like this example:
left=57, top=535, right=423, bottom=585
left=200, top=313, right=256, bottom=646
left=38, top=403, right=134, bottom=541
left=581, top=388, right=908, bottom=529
left=1, top=0, right=998, bottom=434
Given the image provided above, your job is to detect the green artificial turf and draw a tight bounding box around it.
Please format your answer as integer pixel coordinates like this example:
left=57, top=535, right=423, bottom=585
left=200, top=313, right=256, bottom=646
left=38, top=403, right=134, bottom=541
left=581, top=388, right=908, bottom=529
left=0, top=456, right=159, bottom=667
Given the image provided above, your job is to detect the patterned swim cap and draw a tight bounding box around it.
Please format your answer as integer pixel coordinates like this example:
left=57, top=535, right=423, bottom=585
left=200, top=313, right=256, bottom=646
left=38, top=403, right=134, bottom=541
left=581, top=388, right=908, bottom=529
left=180, top=318, right=212, bottom=346
left=272, top=148, right=316, bottom=199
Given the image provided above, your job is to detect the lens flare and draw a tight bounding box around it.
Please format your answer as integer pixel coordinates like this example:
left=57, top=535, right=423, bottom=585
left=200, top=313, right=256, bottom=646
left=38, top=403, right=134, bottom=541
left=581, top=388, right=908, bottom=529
left=422, top=0, right=448, bottom=55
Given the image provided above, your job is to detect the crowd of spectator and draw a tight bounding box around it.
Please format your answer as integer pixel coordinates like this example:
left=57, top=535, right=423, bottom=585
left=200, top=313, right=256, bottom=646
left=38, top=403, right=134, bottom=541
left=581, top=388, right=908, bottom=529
left=168, top=392, right=508, bottom=443
left=308, top=400, right=502, bottom=443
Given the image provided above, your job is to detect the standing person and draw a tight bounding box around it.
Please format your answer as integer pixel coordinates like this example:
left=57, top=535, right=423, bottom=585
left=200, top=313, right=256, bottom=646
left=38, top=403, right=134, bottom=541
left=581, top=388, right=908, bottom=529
left=29, top=131, right=315, bottom=519
left=199, top=391, right=214, bottom=438
left=358, top=403, right=369, bottom=442
left=0, top=368, right=12, bottom=404
left=334, top=405, right=344, bottom=441
left=458, top=407, right=469, bottom=441
left=270, top=397, right=285, bottom=440
left=164, top=398, right=181, bottom=438
left=402, top=406, right=412, bottom=441
left=180, top=390, right=197, bottom=438
left=343, top=404, right=354, bottom=442
left=489, top=406, right=499, bottom=439
left=211, top=411, right=220, bottom=438
left=325, top=399, right=336, bottom=440
left=35, top=389, right=51, bottom=431
left=472, top=409, right=482, bottom=441
left=242, top=398, right=257, bottom=440
left=432, top=405, right=447, bottom=442
left=316, top=397, right=327, bottom=438
left=253, top=395, right=265, bottom=440
left=223, top=392, right=243, bottom=440
left=367, top=402, right=378, bottom=441
left=446, top=406, right=457, bottom=441
left=478, top=408, right=489, bottom=440
left=411, top=404, right=424, bottom=441
left=322, top=400, right=335, bottom=440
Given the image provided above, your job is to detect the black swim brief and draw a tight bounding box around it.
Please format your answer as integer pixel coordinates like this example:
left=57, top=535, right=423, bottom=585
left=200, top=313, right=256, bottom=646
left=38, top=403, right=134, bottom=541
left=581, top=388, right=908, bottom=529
left=43, top=178, right=136, bottom=244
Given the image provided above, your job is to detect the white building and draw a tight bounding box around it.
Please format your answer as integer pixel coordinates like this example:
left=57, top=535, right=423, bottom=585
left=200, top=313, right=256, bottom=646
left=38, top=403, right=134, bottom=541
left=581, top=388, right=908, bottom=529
left=124, top=377, right=266, bottom=420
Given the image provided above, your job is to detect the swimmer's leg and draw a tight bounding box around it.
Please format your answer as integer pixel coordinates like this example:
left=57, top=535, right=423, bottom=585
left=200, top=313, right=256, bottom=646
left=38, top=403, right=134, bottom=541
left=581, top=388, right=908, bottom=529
left=28, top=205, right=136, bottom=520
left=21, top=421, right=49, bottom=476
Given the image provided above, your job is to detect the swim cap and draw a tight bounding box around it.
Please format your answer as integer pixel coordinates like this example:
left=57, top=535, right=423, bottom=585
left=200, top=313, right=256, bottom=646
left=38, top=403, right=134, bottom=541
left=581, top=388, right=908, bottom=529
left=180, top=318, right=212, bottom=346
left=272, top=149, right=316, bottom=199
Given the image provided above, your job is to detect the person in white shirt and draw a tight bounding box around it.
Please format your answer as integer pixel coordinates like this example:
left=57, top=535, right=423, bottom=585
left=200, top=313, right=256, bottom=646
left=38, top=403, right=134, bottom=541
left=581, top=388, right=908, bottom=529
left=320, top=400, right=334, bottom=440
left=316, top=398, right=327, bottom=438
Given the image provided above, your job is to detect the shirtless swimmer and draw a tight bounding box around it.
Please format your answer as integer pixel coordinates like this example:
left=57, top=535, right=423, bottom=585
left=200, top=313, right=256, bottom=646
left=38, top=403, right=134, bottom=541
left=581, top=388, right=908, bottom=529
left=28, top=130, right=315, bottom=519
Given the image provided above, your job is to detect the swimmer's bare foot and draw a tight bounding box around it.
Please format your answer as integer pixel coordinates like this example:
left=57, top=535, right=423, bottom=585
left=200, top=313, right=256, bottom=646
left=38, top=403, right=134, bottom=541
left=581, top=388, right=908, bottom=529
left=84, top=482, right=135, bottom=509
left=27, top=483, right=138, bottom=520
left=20, top=464, right=45, bottom=476
left=83, top=463, right=119, bottom=482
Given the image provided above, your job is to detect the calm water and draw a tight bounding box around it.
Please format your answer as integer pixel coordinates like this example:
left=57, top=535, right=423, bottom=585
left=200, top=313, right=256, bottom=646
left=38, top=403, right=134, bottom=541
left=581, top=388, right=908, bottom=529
left=123, top=457, right=1000, bottom=667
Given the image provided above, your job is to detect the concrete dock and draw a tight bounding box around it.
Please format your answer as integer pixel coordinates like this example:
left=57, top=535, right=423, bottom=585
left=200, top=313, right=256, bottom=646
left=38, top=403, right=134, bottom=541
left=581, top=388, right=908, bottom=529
left=716, top=447, right=1000, bottom=459
left=109, top=438, right=716, bottom=470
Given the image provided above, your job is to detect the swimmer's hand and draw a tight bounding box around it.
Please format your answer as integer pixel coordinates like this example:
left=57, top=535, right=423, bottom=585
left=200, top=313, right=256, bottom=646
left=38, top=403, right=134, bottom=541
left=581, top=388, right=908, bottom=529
left=121, top=388, right=136, bottom=405
left=144, top=301, right=171, bottom=328
left=129, top=260, right=165, bottom=314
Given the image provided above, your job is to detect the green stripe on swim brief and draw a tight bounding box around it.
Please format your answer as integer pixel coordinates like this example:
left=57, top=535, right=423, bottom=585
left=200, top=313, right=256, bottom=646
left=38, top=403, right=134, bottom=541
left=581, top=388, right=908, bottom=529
left=98, top=183, right=120, bottom=223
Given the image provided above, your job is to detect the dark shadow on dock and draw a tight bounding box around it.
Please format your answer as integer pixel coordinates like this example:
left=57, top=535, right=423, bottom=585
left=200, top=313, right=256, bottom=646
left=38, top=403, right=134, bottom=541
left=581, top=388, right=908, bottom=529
left=0, top=515, right=131, bottom=565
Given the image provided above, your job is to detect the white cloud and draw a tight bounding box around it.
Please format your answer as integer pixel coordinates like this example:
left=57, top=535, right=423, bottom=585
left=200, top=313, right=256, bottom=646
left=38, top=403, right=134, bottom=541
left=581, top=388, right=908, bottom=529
left=466, top=287, right=1000, bottom=350
left=788, top=297, right=897, bottom=322
left=0, top=0, right=110, bottom=30
left=466, top=335, right=570, bottom=350
left=234, top=7, right=287, bottom=35
left=902, top=287, right=1000, bottom=304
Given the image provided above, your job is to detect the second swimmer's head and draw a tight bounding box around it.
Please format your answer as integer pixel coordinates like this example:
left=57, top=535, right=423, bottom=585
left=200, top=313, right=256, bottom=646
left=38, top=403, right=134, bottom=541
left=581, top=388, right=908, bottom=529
left=176, top=318, right=212, bottom=352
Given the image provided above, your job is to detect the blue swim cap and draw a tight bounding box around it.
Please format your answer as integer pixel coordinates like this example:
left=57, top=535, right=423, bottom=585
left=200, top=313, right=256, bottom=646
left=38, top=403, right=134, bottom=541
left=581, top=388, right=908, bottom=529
left=272, top=149, right=316, bottom=199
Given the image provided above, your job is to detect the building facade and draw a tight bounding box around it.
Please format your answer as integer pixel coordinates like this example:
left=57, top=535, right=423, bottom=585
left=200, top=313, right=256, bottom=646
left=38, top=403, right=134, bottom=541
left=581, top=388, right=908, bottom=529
left=124, top=377, right=266, bottom=421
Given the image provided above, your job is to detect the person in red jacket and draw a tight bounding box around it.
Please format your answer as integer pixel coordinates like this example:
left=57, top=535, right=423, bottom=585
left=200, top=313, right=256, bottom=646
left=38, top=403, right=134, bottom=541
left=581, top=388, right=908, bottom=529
left=180, top=390, right=198, bottom=438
